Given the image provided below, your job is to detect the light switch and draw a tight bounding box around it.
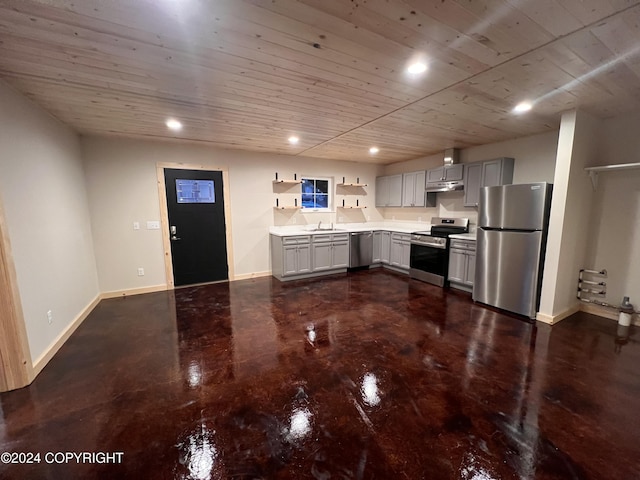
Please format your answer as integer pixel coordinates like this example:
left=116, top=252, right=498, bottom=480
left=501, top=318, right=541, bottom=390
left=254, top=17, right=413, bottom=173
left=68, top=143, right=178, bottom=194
left=146, top=221, right=160, bottom=230
left=133, top=222, right=140, bottom=230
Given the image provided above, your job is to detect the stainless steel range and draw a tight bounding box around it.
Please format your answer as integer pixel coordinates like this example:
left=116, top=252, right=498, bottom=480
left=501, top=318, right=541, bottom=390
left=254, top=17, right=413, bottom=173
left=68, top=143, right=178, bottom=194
left=409, top=217, right=469, bottom=287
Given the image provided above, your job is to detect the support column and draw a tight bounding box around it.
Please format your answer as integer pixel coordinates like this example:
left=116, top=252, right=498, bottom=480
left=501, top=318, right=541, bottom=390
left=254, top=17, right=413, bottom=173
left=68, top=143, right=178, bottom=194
left=537, top=110, right=601, bottom=324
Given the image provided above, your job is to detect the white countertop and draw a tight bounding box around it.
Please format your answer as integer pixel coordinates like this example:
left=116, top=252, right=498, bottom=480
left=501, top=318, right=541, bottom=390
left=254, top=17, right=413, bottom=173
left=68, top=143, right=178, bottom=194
left=449, top=233, right=477, bottom=241
left=269, top=222, right=429, bottom=237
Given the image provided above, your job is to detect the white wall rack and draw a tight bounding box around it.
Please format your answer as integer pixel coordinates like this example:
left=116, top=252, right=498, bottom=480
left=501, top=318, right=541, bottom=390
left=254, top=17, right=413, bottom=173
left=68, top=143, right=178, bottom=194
left=584, top=162, right=640, bottom=190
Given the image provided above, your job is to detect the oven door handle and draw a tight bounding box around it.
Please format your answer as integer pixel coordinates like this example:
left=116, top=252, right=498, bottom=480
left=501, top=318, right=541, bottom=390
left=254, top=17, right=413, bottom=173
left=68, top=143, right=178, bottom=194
left=410, top=241, right=447, bottom=249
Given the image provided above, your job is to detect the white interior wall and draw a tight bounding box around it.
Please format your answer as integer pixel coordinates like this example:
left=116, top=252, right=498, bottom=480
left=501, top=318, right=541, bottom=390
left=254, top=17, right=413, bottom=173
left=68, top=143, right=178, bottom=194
left=598, top=112, right=640, bottom=165
left=0, top=81, right=99, bottom=363
left=82, top=136, right=384, bottom=292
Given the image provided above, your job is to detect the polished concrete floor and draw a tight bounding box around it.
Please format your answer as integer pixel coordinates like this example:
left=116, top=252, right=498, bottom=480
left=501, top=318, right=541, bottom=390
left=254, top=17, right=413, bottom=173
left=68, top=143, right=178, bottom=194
left=1, top=269, right=639, bottom=479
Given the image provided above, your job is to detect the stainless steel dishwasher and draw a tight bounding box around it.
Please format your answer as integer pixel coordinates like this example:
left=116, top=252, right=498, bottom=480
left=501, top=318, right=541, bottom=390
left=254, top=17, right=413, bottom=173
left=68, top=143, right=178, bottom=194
left=349, top=231, right=373, bottom=268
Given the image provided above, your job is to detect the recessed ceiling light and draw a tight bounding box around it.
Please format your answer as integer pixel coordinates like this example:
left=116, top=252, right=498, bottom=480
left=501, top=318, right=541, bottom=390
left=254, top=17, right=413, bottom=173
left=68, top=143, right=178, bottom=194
left=288, top=136, right=299, bottom=145
left=513, top=102, right=533, bottom=114
left=369, top=147, right=379, bottom=154
left=165, top=118, right=182, bottom=131
left=407, top=62, right=427, bottom=75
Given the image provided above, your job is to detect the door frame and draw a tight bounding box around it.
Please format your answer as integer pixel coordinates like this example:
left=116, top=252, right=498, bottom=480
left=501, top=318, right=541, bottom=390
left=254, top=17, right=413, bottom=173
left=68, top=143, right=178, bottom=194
left=0, top=196, right=33, bottom=392
left=156, top=162, right=235, bottom=288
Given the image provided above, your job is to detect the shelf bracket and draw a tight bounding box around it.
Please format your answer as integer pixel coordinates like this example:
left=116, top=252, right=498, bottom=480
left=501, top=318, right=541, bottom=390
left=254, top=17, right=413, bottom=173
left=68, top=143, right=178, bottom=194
left=588, top=170, right=598, bottom=191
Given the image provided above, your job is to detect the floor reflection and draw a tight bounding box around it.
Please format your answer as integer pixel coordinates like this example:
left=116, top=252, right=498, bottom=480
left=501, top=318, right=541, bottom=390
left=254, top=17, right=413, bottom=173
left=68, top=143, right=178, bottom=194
left=176, top=422, right=222, bottom=480
left=0, top=271, right=639, bottom=479
left=360, top=373, right=381, bottom=407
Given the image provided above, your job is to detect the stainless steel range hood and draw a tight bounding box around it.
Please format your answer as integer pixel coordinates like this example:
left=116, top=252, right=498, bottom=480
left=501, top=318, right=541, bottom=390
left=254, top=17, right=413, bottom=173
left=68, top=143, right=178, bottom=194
left=443, top=148, right=459, bottom=166
left=425, top=182, right=464, bottom=193
left=425, top=148, right=464, bottom=192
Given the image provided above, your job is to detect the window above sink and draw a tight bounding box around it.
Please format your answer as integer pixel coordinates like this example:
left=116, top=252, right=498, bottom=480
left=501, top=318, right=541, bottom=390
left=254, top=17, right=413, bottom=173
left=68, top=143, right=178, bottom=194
left=301, top=176, right=332, bottom=212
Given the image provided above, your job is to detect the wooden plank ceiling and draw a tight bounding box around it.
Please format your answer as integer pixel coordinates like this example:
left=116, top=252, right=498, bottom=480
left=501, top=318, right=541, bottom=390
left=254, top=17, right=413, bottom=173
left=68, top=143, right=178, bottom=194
left=1, top=0, right=639, bottom=164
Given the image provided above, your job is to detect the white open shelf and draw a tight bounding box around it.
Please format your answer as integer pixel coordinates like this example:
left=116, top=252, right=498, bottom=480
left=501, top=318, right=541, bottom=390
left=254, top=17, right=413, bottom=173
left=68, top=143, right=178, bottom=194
left=585, top=162, right=640, bottom=190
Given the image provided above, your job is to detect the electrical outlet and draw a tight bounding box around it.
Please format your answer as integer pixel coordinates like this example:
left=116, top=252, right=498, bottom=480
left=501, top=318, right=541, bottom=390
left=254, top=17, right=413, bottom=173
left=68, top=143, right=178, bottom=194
left=137, top=267, right=145, bottom=276
left=133, top=221, right=140, bottom=230
left=146, top=221, right=160, bottom=230
left=47, top=310, right=53, bottom=324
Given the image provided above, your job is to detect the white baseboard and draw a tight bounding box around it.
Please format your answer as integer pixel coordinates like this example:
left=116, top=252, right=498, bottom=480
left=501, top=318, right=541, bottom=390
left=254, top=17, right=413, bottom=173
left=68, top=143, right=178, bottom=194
left=537, top=302, right=640, bottom=326
left=100, top=284, right=168, bottom=299
left=536, top=304, right=580, bottom=325
left=31, top=294, right=101, bottom=379
left=233, top=271, right=271, bottom=281
left=100, top=274, right=272, bottom=298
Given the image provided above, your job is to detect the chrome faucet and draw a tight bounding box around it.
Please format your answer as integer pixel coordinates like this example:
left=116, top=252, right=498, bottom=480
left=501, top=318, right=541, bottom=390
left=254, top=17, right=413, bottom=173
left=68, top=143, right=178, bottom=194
left=317, top=220, right=322, bottom=230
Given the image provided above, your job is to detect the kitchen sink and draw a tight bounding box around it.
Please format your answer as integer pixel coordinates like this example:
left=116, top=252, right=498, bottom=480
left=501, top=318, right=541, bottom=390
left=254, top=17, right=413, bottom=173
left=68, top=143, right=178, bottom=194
left=312, top=228, right=345, bottom=232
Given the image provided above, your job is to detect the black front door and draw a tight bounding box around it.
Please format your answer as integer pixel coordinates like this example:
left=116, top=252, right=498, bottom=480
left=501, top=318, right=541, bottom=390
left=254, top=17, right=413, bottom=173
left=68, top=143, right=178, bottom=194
left=164, top=168, right=229, bottom=286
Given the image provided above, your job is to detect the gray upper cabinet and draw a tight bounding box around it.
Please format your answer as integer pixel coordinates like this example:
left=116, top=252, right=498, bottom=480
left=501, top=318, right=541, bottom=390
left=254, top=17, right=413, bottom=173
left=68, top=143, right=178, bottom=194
left=463, top=163, right=483, bottom=207
left=375, top=174, right=403, bottom=207
left=463, top=157, right=514, bottom=207
left=482, top=158, right=513, bottom=188
left=426, top=164, right=463, bottom=183
left=402, top=171, right=426, bottom=207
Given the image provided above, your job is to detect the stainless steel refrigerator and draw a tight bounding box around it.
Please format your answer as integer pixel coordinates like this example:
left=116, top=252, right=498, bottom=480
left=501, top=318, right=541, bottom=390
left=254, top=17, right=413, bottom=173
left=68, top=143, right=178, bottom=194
left=473, top=182, right=553, bottom=319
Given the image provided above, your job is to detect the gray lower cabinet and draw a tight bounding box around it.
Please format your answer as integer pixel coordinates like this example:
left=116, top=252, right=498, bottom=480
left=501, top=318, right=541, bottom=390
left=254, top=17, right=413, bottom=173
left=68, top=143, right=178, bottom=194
left=279, top=237, right=311, bottom=277
left=464, top=157, right=514, bottom=207
left=448, top=238, right=476, bottom=292
left=373, top=231, right=391, bottom=264
left=381, top=232, right=391, bottom=264
left=373, top=231, right=381, bottom=263
left=272, top=230, right=408, bottom=281
left=272, top=233, right=349, bottom=281
left=311, top=233, right=349, bottom=272
left=389, top=233, right=411, bottom=270
left=283, top=244, right=311, bottom=275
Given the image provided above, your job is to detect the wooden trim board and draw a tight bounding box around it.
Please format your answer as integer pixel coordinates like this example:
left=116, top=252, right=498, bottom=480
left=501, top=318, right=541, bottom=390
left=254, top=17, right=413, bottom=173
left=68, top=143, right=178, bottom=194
left=233, top=271, right=272, bottom=281
left=0, top=198, right=33, bottom=391
left=156, top=162, right=235, bottom=287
